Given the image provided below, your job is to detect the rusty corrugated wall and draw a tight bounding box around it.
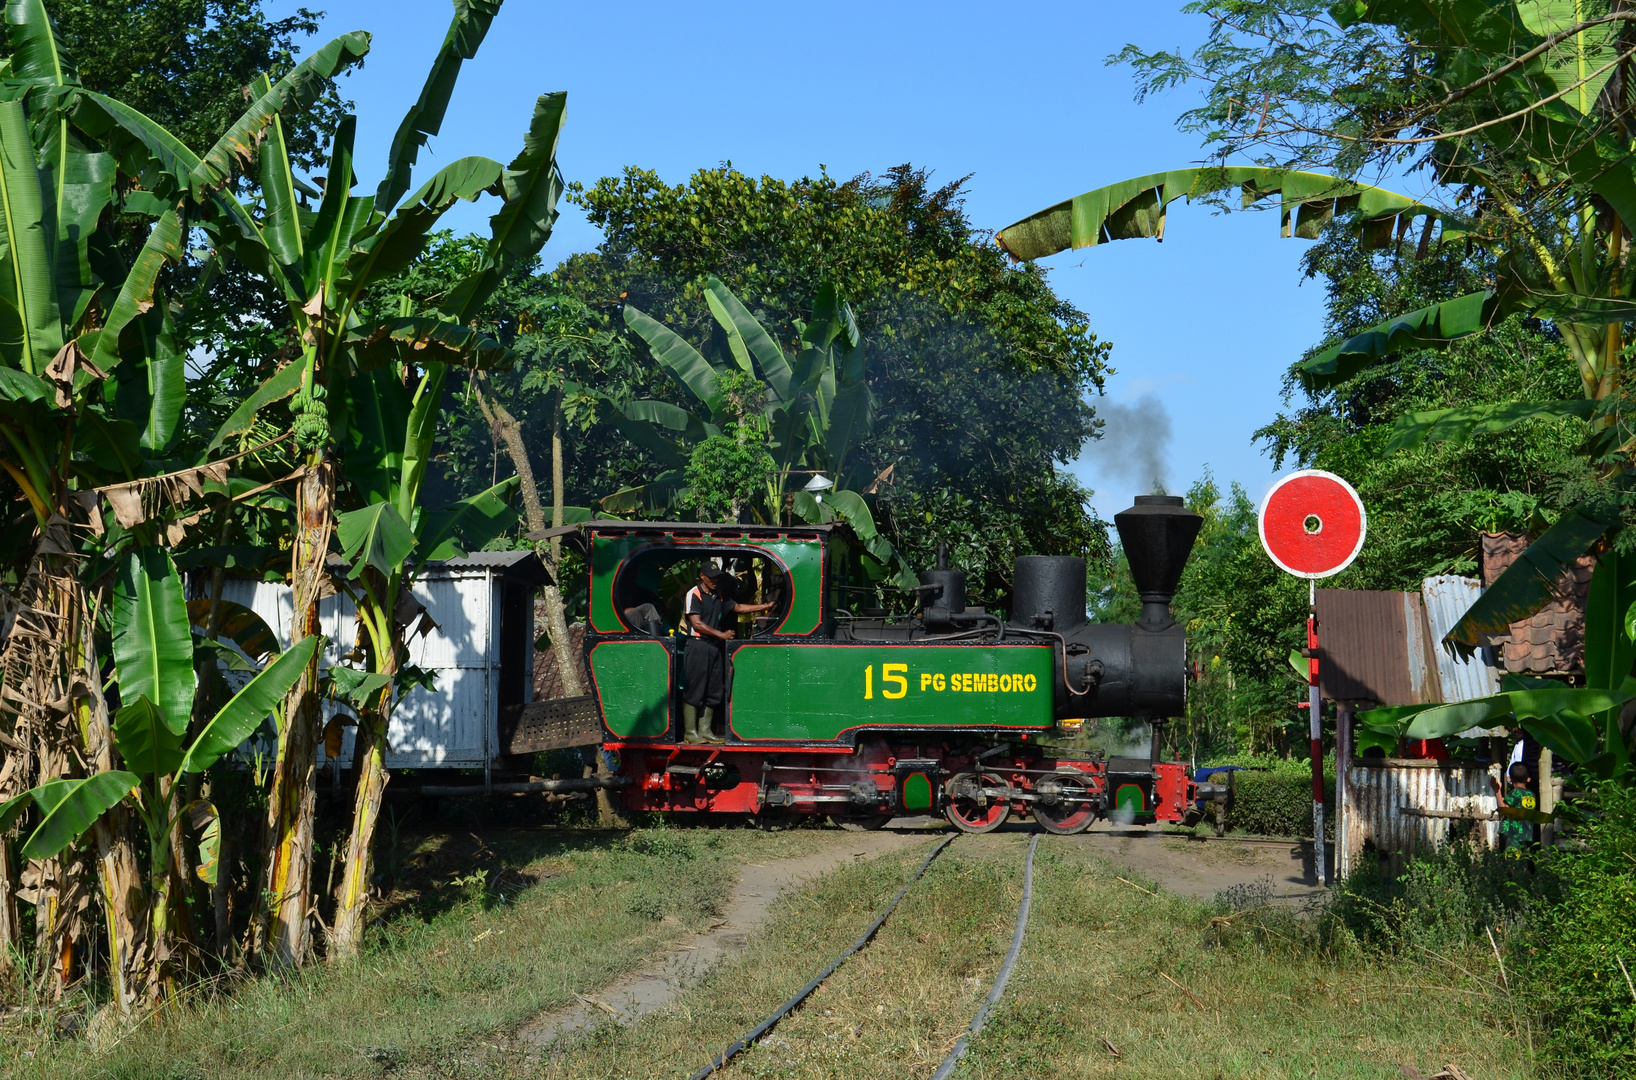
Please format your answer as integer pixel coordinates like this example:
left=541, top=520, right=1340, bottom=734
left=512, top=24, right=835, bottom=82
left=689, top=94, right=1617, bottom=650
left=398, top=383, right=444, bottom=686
left=1339, top=760, right=1501, bottom=876
left=1317, top=589, right=1440, bottom=706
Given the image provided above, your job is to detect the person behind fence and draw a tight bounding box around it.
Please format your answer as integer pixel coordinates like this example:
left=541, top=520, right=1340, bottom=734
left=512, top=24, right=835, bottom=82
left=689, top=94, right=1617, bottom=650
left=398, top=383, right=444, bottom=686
left=681, top=565, right=774, bottom=744
left=1491, top=761, right=1537, bottom=855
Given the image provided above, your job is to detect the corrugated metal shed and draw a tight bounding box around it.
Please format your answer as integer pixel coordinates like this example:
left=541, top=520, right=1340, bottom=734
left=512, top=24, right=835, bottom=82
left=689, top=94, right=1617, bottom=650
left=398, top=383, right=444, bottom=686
left=1481, top=532, right=1590, bottom=675
left=1316, top=589, right=1438, bottom=706
left=1340, top=759, right=1500, bottom=876
left=1421, top=576, right=1501, bottom=703
left=197, top=554, right=539, bottom=771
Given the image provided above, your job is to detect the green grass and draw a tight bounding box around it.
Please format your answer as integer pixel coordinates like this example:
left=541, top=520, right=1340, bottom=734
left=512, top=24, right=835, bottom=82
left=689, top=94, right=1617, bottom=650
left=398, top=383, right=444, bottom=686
left=3, top=827, right=1539, bottom=1080
left=0, top=821, right=830, bottom=1080
left=515, top=834, right=1537, bottom=1080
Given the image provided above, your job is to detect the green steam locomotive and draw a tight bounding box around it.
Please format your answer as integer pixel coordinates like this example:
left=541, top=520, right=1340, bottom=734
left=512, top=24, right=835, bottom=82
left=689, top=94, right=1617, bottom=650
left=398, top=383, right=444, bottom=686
left=554, top=495, right=1206, bottom=833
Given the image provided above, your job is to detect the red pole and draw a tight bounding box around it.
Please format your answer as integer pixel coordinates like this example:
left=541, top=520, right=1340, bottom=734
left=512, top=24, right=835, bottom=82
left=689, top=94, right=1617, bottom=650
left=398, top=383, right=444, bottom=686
left=1308, top=584, right=1328, bottom=885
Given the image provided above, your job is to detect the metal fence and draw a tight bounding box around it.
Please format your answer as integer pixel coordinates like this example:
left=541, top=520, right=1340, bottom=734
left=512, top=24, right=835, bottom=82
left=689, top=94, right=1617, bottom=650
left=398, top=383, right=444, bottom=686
left=1340, top=758, right=1501, bottom=877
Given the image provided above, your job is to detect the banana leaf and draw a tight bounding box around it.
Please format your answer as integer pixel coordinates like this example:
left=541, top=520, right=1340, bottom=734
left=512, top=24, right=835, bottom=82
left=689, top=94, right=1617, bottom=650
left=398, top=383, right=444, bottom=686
left=3, top=0, right=72, bottom=89
left=994, top=167, right=1453, bottom=261
left=336, top=501, right=415, bottom=581
left=345, top=365, right=411, bottom=506
left=1299, top=290, right=1499, bottom=389
left=188, top=799, right=221, bottom=884
left=375, top=0, right=501, bottom=214
left=251, top=72, right=303, bottom=270
left=349, top=318, right=511, bottom=373
left=417, top=477, right=519, bottom=562
left=1385, top=399, right=1595, bottom=452
left=112, top=695, right=184, bottom=775
left=206, top=359, right=304, bottom=452
left=0, top=97, right=63, bottom=374
left=601, top=472, right=686, bottom=514
left=439, top=91, right=567, bottom=322
left=111, top=546, right=196, bottom=735
left=398, top=361, right=448, bottom=524
left=186, top=598, right=279, bottom=662
left=1584, top=547, right=1636, bottom=691
left=338, top=156, right=503, bottom=297
left=623, top=303, right=725, bottom=416
left=1446, top=491, right=1625, bottom=655
left=177, top=635, right=322, bottom=774
left=191, top=31, right=370, bottom=194
left=330, top=666, right=391, bottom=706
left=1359, top=685, right=1636, bottom=741
left=0, top=772, right=139, bottom=862
left=137, top=298, right=185, bottom=452
left=704, top=274, right=791, bottom=398
left=1524, top=709, right=1602, bottom=765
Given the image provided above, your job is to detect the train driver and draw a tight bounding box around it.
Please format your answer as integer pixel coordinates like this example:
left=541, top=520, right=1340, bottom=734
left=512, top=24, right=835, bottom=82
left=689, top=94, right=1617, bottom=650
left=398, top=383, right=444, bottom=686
left=681, top=565, right=775, bottom=744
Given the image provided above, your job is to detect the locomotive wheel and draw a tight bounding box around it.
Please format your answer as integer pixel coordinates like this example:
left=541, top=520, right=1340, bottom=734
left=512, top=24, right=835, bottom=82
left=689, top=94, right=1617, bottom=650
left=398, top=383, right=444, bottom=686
left=1032, top=773, right=1097, bottom=835
left=943, top=771, right=1011, bottom=833
left=831, top=813, right=894, bottom=831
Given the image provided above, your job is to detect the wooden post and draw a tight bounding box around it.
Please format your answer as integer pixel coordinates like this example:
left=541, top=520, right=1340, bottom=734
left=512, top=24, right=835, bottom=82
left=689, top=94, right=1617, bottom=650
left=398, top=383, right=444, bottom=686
left=1336, top=703, right=1352, bottom=880
left=1538, top=746, right=1554, bottom=848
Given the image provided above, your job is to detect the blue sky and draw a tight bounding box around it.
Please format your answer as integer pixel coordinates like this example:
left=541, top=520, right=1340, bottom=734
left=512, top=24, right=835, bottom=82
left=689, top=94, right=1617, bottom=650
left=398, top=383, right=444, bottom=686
left=270, top=0, right=1333, bottom=522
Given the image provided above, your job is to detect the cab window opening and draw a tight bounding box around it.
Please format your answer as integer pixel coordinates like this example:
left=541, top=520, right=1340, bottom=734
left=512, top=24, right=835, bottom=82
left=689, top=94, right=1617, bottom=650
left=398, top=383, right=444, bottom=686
left=613, top=547, right=791, bottom=636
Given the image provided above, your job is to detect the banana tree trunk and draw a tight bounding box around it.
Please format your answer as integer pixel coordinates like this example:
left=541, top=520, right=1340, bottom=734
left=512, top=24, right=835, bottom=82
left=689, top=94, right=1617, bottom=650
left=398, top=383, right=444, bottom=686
left=257, top=462, right=333, bottom=968
left=18, top=525, right=92, bottom=1000
left=330, top=695, right=391, bottom=962
left=0, top=838, right=17, bottom=974
left=141, top=814, right=176, bottom=1006
left=79, top=612, right=145, bottom=1013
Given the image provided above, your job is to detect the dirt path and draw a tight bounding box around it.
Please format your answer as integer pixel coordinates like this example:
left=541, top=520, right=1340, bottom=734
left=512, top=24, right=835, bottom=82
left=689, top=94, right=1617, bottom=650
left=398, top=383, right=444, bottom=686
left=1070, top=822, right=1331, bottom=902
left=521, top=828, right=927, bottom=1049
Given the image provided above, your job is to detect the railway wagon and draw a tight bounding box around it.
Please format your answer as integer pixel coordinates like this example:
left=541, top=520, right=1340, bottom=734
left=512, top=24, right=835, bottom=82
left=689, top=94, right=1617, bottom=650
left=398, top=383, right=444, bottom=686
left=547, top=494, right=1209, bottom=833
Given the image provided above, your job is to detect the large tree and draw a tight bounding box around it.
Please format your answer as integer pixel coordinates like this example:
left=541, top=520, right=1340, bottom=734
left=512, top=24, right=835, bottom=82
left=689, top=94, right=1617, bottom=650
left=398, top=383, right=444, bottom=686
left=444, top=164, right=1114, bottom=609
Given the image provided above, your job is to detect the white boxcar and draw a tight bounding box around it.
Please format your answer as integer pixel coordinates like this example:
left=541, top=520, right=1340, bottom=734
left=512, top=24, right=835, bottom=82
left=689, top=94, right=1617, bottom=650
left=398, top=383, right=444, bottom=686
left=196, top=551, right=542, bottom=774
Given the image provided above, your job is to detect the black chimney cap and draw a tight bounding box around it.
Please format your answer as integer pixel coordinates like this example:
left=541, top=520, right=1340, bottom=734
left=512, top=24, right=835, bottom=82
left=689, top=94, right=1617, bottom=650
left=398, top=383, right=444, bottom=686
left=1114, top=495, right=1203, bottom=624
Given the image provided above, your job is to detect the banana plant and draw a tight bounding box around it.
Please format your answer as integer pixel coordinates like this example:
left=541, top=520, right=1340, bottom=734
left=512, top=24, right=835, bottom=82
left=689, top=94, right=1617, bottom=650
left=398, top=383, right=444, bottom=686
left=62, top=0, right=560, bottom=965
left=326, top=357, right=520, bottom=959
left=617, top=276, right=914, bottom=584
left=0, top=0, right=365, bottom=1000
left=994, top=1, right=1636, bottom=652
left=0, top=546, right=320, bottom=1000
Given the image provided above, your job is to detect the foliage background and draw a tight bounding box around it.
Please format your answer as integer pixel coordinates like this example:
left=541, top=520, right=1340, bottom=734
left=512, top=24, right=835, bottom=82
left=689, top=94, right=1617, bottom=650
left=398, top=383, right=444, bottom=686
left=433, top=165, right=1114, bottom=611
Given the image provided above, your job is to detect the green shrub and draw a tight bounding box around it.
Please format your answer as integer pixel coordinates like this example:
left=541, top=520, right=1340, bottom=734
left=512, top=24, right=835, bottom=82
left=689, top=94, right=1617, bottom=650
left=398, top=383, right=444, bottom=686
left=1203, top=753, right=1335, bottom=838
left=1326, top=838, right=1546, bottom=955
left=1530, top=785, right=1636, bottom=1079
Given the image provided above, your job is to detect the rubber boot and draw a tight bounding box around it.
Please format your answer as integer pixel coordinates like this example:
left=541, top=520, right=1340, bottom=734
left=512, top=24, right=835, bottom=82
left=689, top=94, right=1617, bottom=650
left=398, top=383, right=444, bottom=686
left=682, top=703, right=705, bottom=744
left=700, top=706, right=725, bottom=744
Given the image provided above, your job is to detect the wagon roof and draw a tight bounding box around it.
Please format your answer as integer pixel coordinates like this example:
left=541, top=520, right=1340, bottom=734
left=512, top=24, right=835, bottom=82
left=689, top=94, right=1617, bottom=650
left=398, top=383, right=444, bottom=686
left=533, top=520, right=835, bottom=542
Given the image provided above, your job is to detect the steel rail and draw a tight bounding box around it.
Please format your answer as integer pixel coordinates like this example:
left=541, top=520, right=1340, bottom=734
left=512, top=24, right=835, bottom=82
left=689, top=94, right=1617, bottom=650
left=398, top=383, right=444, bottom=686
left=929, top=832, right=1040, bottom=1080
left=689, top=833, right=958, bottom=1080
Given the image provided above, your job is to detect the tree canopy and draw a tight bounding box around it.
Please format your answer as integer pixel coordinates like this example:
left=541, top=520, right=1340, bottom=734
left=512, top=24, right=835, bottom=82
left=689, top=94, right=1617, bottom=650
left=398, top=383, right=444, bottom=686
left=441, top=163, right=1115, bottom=609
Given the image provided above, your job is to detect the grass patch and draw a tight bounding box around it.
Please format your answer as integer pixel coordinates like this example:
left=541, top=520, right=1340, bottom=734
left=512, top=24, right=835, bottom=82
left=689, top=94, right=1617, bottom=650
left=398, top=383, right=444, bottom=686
left=0, top=820, right=830, bottom=1080
left=5, top=826, right=1542, bottom=1079
left=522, top=834, right=1536, bottom=1080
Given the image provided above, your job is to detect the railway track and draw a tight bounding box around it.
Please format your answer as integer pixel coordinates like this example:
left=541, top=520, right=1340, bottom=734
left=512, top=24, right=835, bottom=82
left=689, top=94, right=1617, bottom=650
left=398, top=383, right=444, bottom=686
left=691, top=831, right=1041, bottom=1079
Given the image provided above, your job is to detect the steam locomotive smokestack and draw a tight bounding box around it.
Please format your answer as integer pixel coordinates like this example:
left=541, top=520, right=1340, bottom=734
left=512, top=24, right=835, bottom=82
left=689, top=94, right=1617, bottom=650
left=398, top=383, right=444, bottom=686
left=1113, top=494, right=1204, bottom=631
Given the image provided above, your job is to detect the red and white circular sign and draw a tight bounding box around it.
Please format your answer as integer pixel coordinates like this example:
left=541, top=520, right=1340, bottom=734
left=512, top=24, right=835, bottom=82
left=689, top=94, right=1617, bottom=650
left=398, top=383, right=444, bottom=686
left=1258, top=470, right=1366, bottom=579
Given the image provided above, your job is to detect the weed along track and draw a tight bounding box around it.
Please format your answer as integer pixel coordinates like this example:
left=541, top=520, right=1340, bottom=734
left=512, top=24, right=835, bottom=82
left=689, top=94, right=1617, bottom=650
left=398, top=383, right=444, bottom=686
left=692, top=832, right=1043, bottom=1079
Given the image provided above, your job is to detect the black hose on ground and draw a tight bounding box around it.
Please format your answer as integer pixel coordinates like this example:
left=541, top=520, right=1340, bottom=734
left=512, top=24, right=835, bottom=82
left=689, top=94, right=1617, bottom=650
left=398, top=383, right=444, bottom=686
left=689, top=833, right=958, bottom=1080
left=929, top=832, right=1040, bottom=1080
